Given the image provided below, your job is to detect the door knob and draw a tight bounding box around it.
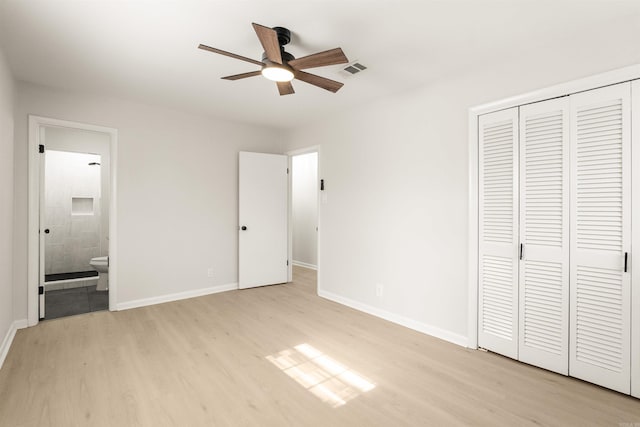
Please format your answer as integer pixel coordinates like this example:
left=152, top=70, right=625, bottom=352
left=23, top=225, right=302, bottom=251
left=44, top=229, right=50, bottom=234
left=241, top=226, right=247, bottom=231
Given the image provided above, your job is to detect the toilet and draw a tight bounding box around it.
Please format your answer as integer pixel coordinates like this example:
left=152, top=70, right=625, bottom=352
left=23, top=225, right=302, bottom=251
left=90, top=256, right=109, bottom=291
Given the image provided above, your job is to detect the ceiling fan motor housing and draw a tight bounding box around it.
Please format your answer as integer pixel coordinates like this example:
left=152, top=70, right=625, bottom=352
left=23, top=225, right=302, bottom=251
left=262, top=50, right=295, bottom=64
left=262, top=26, right=294, bottom=65
left=272, top=26, right=291, bottom=46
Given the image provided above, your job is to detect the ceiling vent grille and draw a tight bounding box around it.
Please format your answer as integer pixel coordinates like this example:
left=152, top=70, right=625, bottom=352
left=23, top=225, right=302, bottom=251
left=339, top=61, right=367, bottom=78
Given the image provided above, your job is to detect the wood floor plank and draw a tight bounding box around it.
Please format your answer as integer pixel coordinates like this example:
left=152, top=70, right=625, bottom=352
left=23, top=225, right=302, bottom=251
left=1, top=266, right=639, bottom=426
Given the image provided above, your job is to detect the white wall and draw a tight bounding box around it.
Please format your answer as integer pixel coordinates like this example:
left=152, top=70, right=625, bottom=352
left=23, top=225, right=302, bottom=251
left=13, top=82, right=283, bottom=318
left=292, top=152, right=318, bottom=268
left=0, top=47, right=15, bottom=361
left=284, top=21, right=640, bottom=345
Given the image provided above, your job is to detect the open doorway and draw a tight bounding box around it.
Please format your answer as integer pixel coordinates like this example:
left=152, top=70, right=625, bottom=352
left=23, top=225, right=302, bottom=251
left=40, top=127, right=110, bottom=319
left=28, top=116, right=117, bottom=326
left=289, top=148, right=319, bottom=292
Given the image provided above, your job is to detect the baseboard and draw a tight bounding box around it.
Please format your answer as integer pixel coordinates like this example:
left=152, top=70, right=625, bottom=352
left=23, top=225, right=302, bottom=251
left=292, top=260, right=317, bottom=270
left=0, top=319, right=28, bottom=371
left=116, top=283, right=238, bottom=311
left=318, top=289, right=468, bottom=348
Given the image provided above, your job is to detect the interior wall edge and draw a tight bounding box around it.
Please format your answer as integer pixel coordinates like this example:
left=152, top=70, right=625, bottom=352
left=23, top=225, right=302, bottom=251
left=0, top=44, right=16, bottom=360
left=0, top=319, right=27, bottom=372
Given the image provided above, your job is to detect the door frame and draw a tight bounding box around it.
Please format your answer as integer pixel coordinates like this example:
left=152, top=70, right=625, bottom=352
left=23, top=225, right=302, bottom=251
left=287, top=146, right=321, bottom=289
left=27, top=115, right=118, bottom=326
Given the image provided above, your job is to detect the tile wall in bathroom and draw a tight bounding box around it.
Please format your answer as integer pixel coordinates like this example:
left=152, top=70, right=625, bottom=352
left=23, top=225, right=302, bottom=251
left=44, top=150, right=103, bottom=275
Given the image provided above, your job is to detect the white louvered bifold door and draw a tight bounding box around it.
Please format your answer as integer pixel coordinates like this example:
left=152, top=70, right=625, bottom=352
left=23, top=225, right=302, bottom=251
left=631, top=79, right=640, bottom=399
left=518, top=98, right=570, bottom=375
left=569, top=82, right=631, bottom=394
left=478, top=107, right=519, bottom=359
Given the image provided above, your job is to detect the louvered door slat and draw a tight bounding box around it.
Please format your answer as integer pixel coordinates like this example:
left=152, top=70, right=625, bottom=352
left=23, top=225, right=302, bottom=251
left=518, top=98, right=569, bottom=375
left=569, top=82, right=631, bottom=394
left=478, top=108, right=518, bottom=359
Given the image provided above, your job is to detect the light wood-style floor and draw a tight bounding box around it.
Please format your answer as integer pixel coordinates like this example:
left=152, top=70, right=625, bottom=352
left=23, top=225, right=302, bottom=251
left=1, top=266, right=639, bottom=426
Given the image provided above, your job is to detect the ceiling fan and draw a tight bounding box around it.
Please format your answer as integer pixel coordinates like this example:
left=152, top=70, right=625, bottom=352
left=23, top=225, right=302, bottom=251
left=198, top=23, right=349, bottom=96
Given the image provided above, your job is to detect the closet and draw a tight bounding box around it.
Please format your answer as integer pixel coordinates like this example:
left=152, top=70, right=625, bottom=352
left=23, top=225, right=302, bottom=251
left=477, top=81, right=634, bottom=394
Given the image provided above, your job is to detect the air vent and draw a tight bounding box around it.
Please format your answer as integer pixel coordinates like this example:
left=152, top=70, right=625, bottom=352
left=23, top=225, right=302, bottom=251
left=339, top=61, right=367, bottom=78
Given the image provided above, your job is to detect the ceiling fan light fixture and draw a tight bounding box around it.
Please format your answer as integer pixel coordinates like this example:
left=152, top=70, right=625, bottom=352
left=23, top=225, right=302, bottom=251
left=199, top=23, right=349, bottom=95
left=261, top=65, right=294, bottom=82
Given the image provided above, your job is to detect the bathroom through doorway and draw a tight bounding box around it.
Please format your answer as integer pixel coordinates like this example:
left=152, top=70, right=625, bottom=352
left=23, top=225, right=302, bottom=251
left=28, top=116, right=118, bottom=325
left=40, top=127, right=110, bottom=320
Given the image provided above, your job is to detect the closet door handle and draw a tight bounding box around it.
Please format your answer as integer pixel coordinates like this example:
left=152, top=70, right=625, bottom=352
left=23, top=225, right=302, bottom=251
left=519, top=243, right=524, bottom=260
left=624, top=252, right=628, bottom=273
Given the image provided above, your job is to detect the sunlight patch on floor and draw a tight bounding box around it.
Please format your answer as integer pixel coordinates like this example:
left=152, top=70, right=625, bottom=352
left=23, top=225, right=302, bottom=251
left=266, top=343, right=375, bottom=408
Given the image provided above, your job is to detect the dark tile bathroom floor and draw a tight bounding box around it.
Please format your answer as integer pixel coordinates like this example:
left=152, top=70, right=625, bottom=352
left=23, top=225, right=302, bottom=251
left=44, top=285, right=108, bottom=320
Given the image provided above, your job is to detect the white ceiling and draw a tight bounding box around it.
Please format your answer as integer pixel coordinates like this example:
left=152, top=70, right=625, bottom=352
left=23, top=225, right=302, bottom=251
left=1, top=0, right=639, bottom=129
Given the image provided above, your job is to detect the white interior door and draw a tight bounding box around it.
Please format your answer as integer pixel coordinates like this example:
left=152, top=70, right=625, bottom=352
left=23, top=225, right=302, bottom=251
left=569, top=82, right=631, bottom=394
left=239, top=151, right=288, bottom=289
left=478, top=107, right=519, bottom=359
left=518, top=97, right=570, bottom=375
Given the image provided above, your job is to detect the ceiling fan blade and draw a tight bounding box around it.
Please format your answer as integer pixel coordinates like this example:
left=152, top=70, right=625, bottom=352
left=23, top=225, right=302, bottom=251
left=252, top=23, right=283, bottom=64
left=295, top=70, right=344, bottom=93
left=288, top=48, right=348, bottom=70
left=221, top=70, right=262, bottom=80
left=277, top=81, right=295, bottom=96
left=198, top=44, right=264, bottom=67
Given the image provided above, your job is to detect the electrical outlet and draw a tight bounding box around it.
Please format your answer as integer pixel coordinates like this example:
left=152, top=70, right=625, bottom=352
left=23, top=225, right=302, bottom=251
left=207, top=268, right=214, bottom=278
left=376, top=283, right=384, bottom=297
